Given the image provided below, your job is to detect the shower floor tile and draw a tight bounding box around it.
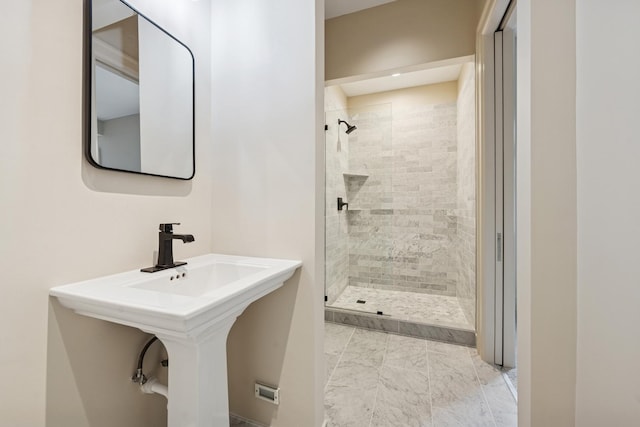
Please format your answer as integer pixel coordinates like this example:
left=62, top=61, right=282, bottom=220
left=332, top=286, right=473, bottom=330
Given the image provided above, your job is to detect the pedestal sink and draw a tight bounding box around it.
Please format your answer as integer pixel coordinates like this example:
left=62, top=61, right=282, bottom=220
left=50, top=253, right=301, bottom=427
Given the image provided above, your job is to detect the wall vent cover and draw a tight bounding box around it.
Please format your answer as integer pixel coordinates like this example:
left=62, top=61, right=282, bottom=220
left=255, top=382, right=280, bottom=405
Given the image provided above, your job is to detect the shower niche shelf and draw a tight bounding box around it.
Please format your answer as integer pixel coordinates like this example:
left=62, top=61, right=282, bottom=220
left=344, top=208, right=391, bottom=212
left=342, top=172, right=369, bottom=178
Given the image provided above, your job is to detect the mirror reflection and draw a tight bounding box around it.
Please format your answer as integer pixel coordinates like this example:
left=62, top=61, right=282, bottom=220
left=89, top=0, right=195, bottom=179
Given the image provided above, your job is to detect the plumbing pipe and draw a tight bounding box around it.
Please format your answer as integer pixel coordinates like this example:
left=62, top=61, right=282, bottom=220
left=132, top=336, right=158, bottom=384
left=140, top=377, right=168, bottom=400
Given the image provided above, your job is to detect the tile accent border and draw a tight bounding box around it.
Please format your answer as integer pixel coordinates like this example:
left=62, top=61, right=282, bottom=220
left=325, top=307, right=476, bottom=347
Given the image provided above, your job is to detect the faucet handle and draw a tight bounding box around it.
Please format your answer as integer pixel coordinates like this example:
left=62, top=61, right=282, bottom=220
left=159, top=223, right=180, bottom=233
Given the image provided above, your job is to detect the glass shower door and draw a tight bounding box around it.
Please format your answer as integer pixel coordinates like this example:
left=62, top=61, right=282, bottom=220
left=324, top=103, right=393, bottom=316
left=324, top=107, right=351, bottom=307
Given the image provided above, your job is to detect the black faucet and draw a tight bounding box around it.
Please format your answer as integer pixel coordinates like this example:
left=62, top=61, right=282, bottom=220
left=337, top=197, right=349, bottom=211
left=141, top=223, right=195, bottom=273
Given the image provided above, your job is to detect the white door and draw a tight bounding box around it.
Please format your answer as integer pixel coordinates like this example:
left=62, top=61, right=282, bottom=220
left=494, top=6, right=517, bottom=368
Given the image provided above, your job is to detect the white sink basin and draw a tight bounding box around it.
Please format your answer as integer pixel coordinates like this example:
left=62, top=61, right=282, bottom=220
left=51, top=253, right=301, bottom=335
left=130, top=262, right=269, bottom=297
left=50, top=253, right=301, bottom=427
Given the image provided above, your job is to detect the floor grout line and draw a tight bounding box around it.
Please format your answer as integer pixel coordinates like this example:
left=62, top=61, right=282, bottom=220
left=425, top=339, right=435, bottom=427
left=324, top=326, right=356, bottom=393
left=468, top=347, right=499, bottom=427
left=367, top=332, right=389, bottom=427
left=502, top=370, right=518, bottom=402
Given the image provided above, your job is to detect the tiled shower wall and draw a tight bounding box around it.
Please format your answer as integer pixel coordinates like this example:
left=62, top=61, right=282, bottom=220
left=325, top=87, right=350, bottom=304
left=455, top=64, right=476, bottom=325
left=347, top=103, right=459, bottom=296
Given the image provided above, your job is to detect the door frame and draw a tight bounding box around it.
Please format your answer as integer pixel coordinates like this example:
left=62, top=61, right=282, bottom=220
left=501, top=13, right=518, bottom=369
left=493, top=19, right=517, bottom=368
left=476, top=0, right=517, bottom=367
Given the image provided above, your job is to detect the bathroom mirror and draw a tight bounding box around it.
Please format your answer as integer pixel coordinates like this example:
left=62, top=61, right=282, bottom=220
left=86, top=0, right=195, bottom=179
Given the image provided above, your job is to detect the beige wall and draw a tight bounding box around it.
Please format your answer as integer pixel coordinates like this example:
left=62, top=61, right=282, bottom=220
left=575, top=1, right=640, bottom=425
left=481, top=1, right=640, bottom=425
left=0, top=0, right=212, bottom=426
left=347, top=81, right=457, bottom=109
left=210, top=0, right=324, bottom=426
left=326, top=85, right=348, bottom=111
left=476, top=0, right=489, bottom=24
left=518, top=2, right=640, bottom=425
left=517, top=0, right=577, bottom=425
left=325, top=0, right=480, bottom=81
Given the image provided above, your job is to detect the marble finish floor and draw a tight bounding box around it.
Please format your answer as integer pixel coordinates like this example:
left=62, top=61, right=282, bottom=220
left=504, top=368, right=517, bottom=400
left=332, top=286, right=474, bottom=330
left=230, top=416, right=263, bottom=427
left=325, top=323, right=517, bottom=427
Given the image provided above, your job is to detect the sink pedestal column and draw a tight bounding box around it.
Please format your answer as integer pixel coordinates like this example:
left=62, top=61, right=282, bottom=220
left=155, top=315, right=239, bottom=427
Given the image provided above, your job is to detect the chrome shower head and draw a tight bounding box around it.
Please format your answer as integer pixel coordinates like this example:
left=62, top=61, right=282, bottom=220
left=338, top=119, right=357, bottom=135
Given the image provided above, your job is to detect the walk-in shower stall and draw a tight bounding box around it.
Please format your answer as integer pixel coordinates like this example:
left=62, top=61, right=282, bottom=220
left=324, top=64, right=476, bottom=343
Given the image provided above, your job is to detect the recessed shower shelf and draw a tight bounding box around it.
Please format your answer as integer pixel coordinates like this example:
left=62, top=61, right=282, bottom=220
left=343, top=172, right=369, bottom=178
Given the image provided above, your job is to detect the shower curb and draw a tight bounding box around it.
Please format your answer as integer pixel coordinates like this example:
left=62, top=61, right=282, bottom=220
left=325, top=307, right=476, bottom=347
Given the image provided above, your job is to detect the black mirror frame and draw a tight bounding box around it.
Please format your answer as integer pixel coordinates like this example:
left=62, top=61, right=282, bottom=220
left=83, top=0, right=196, bottom=180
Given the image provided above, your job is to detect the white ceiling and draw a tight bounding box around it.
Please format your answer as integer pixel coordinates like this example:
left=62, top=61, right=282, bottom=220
left=93, top=0, right=135, bottom=31
left=95, top=66, right=140, bottom=121
left=339, top=63, right=465, bottom=97
left=325, top=0, right=397, bottom=20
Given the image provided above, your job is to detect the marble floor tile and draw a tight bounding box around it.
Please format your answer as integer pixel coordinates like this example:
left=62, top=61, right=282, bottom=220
left=428, top=351, right=496, bottom=426
left=326, top=353, right=339, bottom=387
left=384, top=334, right=428, bottom=371
left=428, top=351, right=479, bottom=402
left=478, top=381, right=517, bottom=427
left=469, top=351, right=517, bottom=427
left=229, top=415, right=264, bottom=426
left=325, top=323, right=356, bottom=388
left=428, top=339, right=473, bottom=357
left=325, top=322, right=355, bottom=355
left=329, top=358, right=380, bottom=390
left=370, top=366, right=432, bottom=427
left=505, top=368, right=517, bottom=395
left=325, top=384, right=377, bottom=427
left=339, top=328, right=389, bottom=367
left=431, top=401, right=494, bottom=427
left=468, top=349, right=504, bottom=386
left=324, top=324, right=515, bottom=427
